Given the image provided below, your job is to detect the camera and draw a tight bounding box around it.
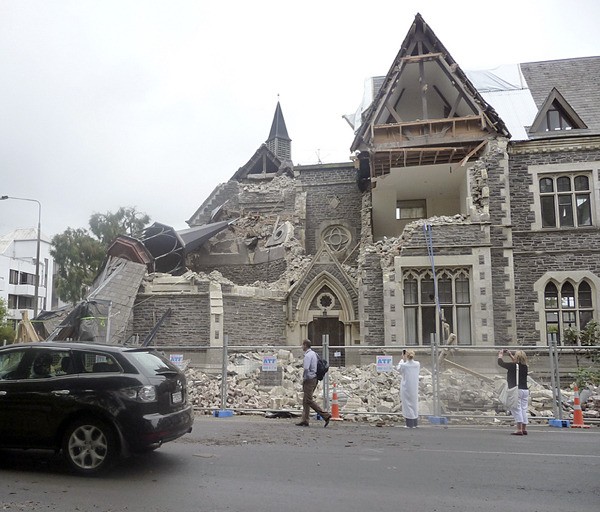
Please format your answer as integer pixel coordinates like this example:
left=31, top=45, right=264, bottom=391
left=502, top=349, right=508, bottom=353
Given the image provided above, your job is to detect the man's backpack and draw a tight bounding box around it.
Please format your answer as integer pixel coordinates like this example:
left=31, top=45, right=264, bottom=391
left=316, top=354, right=329, bottom=381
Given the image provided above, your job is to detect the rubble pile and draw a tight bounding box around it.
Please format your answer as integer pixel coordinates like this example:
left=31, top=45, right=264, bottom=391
left=249, top=238, right=313, bottom=290
left=362, top=215, right=469, bottom=269
left=239, top=174, right=296, bottom=195
left=580, top=386, right=600, bottom=419
left=185, top=350, right=598, bottom=424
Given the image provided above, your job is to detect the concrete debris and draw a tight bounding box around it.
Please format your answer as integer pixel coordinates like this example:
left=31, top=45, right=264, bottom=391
left=248, top=239, right=314, bottom=290
left=240, top=174, right=296, bottom=193
left=185, top=352, right=598, bottom=424
left=361, top=215, right=468, bottom=269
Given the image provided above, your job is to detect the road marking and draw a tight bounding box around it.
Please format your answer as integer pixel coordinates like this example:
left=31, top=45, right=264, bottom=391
left=417, top=448, right=600, bottom=459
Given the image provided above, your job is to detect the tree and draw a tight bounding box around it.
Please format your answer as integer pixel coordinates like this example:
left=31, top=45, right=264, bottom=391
left=0, top=297, right=7, bottom=323
left=0, top=297, right=15, bottom=344
left=50, top=207, right=152, bottom=305
left=89, top=207, right=151, bottom=246
left=50, top=228, right=105, bottom=304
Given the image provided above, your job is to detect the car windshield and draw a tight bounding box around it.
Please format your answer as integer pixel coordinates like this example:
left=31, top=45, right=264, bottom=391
left=127, top=351, right=178, bottom=376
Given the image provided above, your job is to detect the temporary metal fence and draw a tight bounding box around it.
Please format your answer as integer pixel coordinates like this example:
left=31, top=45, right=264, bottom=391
left=159, top=337, right=599, bottom=426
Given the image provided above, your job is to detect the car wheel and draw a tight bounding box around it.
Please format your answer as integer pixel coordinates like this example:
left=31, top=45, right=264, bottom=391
left=62, top=418, right=117, bottom=475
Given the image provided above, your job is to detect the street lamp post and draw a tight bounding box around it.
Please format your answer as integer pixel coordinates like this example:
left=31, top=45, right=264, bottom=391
left=0, top=195, right=42, bottom=317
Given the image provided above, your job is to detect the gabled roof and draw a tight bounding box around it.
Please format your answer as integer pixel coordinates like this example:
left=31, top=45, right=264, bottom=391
left=232, top=144, right=292, bottom=181
left=347, top=14, right=599, bottom=146
left=351, top=13, right=509, bottom=154
left=529, top=87, right=588, bottom=134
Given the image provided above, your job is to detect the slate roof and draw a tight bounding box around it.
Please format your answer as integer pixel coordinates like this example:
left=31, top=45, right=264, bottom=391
left=520, top=56, right=600, bottom=133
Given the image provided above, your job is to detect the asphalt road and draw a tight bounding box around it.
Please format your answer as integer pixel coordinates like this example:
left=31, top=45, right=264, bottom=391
left=1, top=415, right=599, bottom=512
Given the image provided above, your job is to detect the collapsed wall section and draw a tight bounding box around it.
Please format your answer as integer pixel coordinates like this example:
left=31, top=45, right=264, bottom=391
left=357, top=140, right=509, bottom=347
left=188, top=181, right=241, bottom=226
left=388, top=217, right=494, bottom=345
left=197, top=258, right=288, bottom=286
left=187, top=176, right=300, bottom=286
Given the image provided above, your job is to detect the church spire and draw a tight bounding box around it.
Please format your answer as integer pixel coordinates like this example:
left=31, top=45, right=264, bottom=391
left=266, top=101, right=291, bottom=161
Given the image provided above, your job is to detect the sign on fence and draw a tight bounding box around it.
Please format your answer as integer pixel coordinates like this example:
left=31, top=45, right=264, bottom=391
left=262, top=356, right=278, bottom=372
left=376, top=355, right=393, bottom=372
left=169, top=354, right=184, bottom=368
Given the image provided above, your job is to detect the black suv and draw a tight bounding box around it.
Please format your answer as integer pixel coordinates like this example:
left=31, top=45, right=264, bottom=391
left=0, top=342, right=193, bottom=475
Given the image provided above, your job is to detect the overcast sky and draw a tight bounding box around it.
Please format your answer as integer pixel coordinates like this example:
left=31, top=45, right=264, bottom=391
left=1, top=0, right=599, bottom=239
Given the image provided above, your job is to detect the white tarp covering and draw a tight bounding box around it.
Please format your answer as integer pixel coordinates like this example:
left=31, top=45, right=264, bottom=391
left=466, top=64, right=538, bottom=140
left=347, top=64, right=539, bottom=141
left=465, top=64, right=526, bottom=92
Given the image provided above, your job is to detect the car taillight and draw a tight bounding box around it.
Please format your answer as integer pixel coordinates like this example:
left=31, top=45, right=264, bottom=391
left=138, top=385, right=157, bottom=402
left=122, top=385, right=157, bottom=402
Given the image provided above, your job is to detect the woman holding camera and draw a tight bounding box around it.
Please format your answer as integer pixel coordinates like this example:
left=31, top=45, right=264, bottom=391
left=397, top=349, right=420, bottom=428
left=497, top=349, right=529, bottom=435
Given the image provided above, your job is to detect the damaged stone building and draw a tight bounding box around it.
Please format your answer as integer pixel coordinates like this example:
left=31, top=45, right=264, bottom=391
left=86, top=14, right=599, bottom=361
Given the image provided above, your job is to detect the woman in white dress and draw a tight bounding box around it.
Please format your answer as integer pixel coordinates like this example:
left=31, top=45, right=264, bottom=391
left=397, top=349, right=420, bottom=428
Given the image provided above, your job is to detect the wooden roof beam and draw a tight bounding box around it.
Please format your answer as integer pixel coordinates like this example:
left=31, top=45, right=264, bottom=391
left=386, top=88, right=405, bottom=124
left=434, top=56, right=481, bottom=115
left=419, top=59, right=428, bottom=121
left=400, top=52, right=443, bottom=63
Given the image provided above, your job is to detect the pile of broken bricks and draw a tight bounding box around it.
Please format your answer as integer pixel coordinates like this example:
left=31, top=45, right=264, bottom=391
left=185, top=350, right=598, bottom=425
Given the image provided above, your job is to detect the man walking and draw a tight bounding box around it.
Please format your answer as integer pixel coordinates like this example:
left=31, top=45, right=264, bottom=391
left=296, top=339, right=331, bottom=427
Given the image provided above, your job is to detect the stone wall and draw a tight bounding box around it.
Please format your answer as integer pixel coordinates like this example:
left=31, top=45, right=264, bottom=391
left=481, top=140, right=515, bottom=346
left=508, top=145, right=600, bottom=232
left=509, top=144, right=600, bottom=344
left=299, top=163, right=362, bottom=260
left=359, top=252, right=385, bottom=345
left=222, top=293, right=286, bottom=345
left=133, top=294, right=211, bottom=346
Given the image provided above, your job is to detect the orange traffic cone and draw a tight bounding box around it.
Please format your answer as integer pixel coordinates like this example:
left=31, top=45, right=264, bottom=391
left=571, top=385, right=590, bottom=429
left=331, top=382, right=343, bottom=421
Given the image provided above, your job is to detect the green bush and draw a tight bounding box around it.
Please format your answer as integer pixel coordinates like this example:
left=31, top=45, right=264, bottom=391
left=565, top=322, right=600, bottom=387
left=575, top=367, right=600, bottom=388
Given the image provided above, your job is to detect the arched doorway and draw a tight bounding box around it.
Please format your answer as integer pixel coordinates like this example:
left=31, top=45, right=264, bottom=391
left=308, top=317, right=345, bottom=366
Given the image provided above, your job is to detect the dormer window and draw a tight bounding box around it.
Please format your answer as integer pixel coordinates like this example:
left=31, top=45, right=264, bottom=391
left=544, top=102, right=576, bottom=131
left=529, top=88, right=587, bottom=134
